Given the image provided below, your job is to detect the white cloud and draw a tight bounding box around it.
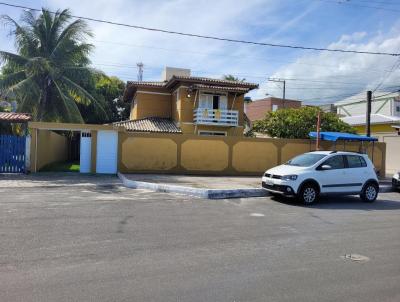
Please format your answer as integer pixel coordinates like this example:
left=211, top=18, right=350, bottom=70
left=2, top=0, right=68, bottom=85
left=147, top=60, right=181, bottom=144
left=260, top=27, right=400, bottom=104
left=44, top=0, right=278, bottom=82
left=1, top=0, right=400, bottom=105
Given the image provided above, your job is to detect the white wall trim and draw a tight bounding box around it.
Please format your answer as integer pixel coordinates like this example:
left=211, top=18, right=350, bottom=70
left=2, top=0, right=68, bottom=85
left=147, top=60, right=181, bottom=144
left=136, top=90, right=171, bottom=96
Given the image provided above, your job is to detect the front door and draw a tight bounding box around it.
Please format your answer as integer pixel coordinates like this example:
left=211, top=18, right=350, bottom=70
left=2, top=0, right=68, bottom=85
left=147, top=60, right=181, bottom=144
left=317, top=155, right=351, bottom=193
left=96, top=130, right=118, bottom=174
left=80, top=131, right=91, bottom=173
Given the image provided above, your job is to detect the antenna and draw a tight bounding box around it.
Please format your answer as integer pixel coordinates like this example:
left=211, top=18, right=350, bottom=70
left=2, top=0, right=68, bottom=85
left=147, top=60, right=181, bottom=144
left=137, top=62, right=144, bottom=82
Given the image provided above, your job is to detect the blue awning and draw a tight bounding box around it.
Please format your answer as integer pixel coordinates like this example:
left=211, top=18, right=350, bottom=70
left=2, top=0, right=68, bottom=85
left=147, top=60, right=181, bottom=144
left=309, top=131, right=378, bottom=142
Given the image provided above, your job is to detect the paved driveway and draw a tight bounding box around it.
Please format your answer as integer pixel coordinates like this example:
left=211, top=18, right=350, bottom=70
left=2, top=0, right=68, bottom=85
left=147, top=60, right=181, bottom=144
left=1, top=174, right=400, bottom=302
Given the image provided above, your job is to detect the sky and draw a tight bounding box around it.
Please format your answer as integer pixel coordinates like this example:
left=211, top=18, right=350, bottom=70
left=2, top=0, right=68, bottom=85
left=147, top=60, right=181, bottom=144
left=1, top=0, right=400, bottom=104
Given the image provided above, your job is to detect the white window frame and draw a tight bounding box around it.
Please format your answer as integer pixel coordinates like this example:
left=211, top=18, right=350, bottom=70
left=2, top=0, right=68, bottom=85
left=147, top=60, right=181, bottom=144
left=199, top=91, right=228, bottom=110
left=198, top=130, right=227, bottom=136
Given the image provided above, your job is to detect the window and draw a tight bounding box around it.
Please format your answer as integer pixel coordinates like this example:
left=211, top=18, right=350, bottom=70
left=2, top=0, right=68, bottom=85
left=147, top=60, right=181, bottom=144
left=396, top=106, right=400, bottom=112
left=322, top=155, right=345, bottom=169
left=199, top=93, right=227, bottom=110
left=198, top=131, right=226, bottom=136
left=285, top=153, right=327, bottom=167
left=272, top=104, right=278, bottom=112
left=346, top=155, right=367, bottom=168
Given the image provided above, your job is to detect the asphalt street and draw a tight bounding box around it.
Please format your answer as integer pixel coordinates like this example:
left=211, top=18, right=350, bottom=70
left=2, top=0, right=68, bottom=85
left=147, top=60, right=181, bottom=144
left=0, top=175, right=400, bottom=302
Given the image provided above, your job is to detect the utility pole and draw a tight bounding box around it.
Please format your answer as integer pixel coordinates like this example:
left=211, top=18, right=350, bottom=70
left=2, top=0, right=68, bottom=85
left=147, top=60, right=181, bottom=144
left=316, top=110, right=321, bottom=151
left=366, top=90, right=372, bottom=137
left=137, top=62, right=144, bottom=82
left=268, top=78, right=286, bottom=108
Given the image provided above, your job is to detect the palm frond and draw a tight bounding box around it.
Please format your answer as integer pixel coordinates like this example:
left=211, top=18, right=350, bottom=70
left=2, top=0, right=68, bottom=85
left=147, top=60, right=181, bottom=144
left=59, top=75, right=96, bottom=105
left=1, top=14, right=38, bottom=57
left=0, top=51, right=28, bottom=67
left=53, top=79, right=84, bottom=123
left=0, top=70, right=26, bottom=90
left=5, top=75, right=37, bottom=96
left=50, top=18, right=92, bottom=59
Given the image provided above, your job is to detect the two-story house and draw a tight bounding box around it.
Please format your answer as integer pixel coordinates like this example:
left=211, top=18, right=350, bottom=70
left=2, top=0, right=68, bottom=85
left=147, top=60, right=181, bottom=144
left=117, top=67, right=258, bottom=136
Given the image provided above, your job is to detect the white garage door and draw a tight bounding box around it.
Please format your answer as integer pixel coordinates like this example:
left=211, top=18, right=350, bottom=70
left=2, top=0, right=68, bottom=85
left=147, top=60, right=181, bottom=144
left=96, top=130, right=118, bottom=174
left=80, top=131, right=92, bottom=173
left=383, top=135, right=400, bottom=175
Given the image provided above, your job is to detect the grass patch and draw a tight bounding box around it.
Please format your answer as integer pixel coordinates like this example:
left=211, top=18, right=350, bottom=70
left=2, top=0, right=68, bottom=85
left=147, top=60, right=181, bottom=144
left=40, top=161, right=80, bottom=172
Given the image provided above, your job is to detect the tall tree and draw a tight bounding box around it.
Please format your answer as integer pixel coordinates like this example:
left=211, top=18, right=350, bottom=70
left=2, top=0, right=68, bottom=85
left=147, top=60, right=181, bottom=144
left=253, top=106, right=355, bottom=139
left=0, top=8, right=103, bottom=122
left=222, top=74, right=246, bottom=82
left=77, top=74, right=128, bottom=124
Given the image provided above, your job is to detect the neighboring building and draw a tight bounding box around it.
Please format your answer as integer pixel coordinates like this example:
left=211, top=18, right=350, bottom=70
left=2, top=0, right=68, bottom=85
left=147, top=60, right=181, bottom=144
left=341, top=114, right=400, bottom=135
left=119, top=67, right=258, bottom=136
left=245, top=97, right=301, bottom=122
left=335, top=91, right=400, bottom=117
left=318, top=103, right=337, bottom=114
left=335, top=92, right=400, bottom=175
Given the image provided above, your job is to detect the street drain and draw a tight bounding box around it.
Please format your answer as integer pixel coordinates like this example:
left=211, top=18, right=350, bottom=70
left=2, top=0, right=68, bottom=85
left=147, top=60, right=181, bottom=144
left=250, top=213, right=265, bottom=217
left=341, top=254, right=370, bottom=262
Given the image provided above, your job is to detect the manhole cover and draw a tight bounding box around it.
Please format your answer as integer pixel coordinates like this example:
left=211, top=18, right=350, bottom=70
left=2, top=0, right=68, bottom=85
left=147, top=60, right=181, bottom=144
left=341, top=254, right=370, bottom=262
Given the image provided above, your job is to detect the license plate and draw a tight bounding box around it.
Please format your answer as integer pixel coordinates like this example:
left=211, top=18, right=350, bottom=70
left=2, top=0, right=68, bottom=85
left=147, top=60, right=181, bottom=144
left=265, top=179, right=274, bottom=185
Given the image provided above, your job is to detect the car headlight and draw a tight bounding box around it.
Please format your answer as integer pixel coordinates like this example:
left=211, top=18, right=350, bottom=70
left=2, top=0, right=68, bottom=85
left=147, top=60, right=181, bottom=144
left=281, top=175, right=298, bottom=181
left=394, top=173, right=400, bottom=180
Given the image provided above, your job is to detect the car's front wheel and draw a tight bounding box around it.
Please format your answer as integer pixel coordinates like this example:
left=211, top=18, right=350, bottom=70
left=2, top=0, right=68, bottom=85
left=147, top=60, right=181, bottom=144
left=298, top=184, right=319, bottom=205
left=360, top=182, right=378, bottom=202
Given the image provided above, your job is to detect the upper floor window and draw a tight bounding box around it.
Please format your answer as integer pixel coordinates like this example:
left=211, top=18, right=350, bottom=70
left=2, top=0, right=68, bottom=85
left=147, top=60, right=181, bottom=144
left=199, top=93, right=227, bottom=110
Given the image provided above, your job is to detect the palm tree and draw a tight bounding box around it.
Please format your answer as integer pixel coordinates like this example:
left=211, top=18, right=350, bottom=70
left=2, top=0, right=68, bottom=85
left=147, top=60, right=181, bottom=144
left=0, top=8, right=102, bottom=122
left=222, top=74, right=246, bottom=82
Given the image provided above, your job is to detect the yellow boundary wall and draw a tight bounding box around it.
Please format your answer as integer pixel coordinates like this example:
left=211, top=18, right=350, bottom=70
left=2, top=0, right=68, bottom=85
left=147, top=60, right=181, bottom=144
left=28, top=122, right=386, bottom=176
left=119, top=132, right=386, bottom=176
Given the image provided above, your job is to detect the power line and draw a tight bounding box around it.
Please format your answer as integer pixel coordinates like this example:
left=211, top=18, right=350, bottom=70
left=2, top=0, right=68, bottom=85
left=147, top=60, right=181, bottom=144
left=0, top=1, right=399, bottom=57
left=93, top=39, right=398, bottom=73
left=372, top=56, right=400, bottom=92
left=349, top=0, right=400, bottom=5
left=316, top=0, right=400, bottom=13
left=91, top=60, right=400, bottom=90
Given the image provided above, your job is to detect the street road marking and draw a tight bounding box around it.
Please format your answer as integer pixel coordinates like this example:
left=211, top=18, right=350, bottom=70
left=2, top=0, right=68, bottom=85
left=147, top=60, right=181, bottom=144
left=250, top=213, right=265, bottom=217
left=341, top=254, right=370, bottom=262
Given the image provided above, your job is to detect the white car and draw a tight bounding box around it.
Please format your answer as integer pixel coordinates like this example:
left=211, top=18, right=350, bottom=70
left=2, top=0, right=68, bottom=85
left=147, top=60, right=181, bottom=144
left=262, top=151, right=379, bottom=205
left=392, top=172, right=400, bottom=191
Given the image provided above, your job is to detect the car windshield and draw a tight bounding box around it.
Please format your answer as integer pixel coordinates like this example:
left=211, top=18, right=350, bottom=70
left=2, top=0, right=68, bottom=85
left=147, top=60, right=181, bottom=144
left=285, top=153, right=327, bottom=167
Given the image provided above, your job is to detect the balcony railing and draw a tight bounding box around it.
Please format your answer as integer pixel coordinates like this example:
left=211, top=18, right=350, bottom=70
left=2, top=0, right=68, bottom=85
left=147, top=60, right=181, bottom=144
left=193, top=108, right=239, bottom=126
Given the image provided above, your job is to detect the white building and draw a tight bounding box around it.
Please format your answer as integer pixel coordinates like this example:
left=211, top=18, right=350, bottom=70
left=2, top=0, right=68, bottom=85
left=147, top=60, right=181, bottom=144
left=334, top=92, right=400, bottom=175
left=335, top=91, right=400, bottom=117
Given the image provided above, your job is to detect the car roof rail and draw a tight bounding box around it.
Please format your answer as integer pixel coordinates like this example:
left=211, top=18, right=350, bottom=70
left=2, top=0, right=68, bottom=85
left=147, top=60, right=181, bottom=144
left=330, top=151, right=337, bottom=154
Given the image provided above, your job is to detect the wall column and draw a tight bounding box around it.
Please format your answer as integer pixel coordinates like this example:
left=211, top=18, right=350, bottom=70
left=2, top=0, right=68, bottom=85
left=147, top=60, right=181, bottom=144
left=90, top=130, right=97, bottom=173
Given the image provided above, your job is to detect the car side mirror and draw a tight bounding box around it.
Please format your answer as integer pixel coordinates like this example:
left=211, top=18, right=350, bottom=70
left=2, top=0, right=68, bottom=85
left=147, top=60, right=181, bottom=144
left=320, top=164, right=332, bottom=170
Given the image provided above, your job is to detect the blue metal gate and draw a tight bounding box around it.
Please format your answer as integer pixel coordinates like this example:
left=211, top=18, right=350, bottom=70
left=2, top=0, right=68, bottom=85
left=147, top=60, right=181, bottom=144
left=0, top=135, right=26, bottom=173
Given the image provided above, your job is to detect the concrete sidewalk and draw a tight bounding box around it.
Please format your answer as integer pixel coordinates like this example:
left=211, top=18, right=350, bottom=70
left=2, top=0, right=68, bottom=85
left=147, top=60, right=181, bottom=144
left=118, top=173, right=395, bottom=199
left=118, top=173, right=267, bottom=199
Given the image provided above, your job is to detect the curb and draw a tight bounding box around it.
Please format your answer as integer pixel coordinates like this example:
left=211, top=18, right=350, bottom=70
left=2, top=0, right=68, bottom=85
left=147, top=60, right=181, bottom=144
left=380, top=185, right=395, bottom=193
left=118, top=173, right=268, bottom=199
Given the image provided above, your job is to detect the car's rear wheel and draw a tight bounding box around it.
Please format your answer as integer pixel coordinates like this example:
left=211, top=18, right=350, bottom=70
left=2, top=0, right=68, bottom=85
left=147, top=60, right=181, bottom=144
left=298, top=184, right=319, bottom=205
left=360, top=182, right=378, bottom=202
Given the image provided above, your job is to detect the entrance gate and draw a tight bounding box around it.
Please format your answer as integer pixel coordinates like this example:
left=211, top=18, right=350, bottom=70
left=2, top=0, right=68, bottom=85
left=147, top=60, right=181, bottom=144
left=0, top=135, right=26, bottom=173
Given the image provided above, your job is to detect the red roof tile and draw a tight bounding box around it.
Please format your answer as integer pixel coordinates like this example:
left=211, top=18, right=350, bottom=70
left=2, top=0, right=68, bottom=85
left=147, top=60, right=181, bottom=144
left=0, top=112, right=32, bottom=122
left=114, top=117, right=182, bottom=133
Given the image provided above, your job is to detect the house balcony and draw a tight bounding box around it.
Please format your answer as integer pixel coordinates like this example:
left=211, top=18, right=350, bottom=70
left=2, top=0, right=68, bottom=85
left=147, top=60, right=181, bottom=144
left=193, top=108, right=239, bottom=126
